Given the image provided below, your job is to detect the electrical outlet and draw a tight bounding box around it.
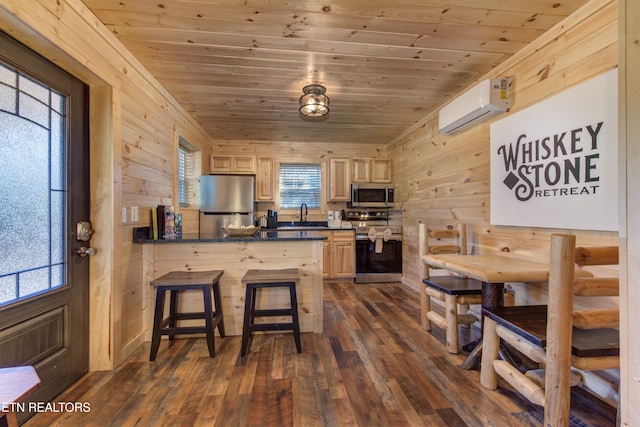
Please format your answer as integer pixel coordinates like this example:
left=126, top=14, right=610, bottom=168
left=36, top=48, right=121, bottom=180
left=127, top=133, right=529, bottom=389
left=131, top=206, right=139, bottom=222
left=121, top=207, right=127, bottom=224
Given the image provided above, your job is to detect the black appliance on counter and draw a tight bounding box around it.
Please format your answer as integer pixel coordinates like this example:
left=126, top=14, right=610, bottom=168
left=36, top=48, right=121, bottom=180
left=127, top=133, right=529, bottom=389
left=266, top=209, right=278, bottom=229
left=345, top=209, right=402, bottom=283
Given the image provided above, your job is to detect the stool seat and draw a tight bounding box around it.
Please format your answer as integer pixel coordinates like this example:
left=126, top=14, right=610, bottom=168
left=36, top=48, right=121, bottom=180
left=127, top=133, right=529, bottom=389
left=422, top=276, right=484, bottom=295
left=240, top=268, right=302, bottom=356
left=149, top=270, right=225, bottom=361
left=241, top=268, right=301, bottom=284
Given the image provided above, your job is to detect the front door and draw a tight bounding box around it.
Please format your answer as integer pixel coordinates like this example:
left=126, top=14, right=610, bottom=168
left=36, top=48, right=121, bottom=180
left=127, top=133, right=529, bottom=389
left=0, top=31, right=90, bottom=420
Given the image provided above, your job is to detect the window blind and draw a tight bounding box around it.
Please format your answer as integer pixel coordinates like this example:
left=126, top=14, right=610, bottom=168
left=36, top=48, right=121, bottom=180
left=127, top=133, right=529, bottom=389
left=178, top=144, right=196, bottom=206
left=279, top=164, right=321, bottom=209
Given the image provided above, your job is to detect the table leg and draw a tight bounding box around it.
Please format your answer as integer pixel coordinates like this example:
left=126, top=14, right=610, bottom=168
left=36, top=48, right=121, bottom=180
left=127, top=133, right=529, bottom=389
left=461, top=340, right=483, bottom=370
left=482, top=282, right=504, bottom=308
left=460, top=282, right=505, bottom=370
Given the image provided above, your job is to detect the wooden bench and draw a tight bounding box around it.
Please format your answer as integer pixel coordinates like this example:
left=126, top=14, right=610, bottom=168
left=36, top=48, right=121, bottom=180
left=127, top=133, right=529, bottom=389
left=240, top=268, right=302, bottom=357
left=419, top=223, right=483, bottom=353
left=480, top=234, right=619, bottom=426
left=0, top=366, right=40, bottom=427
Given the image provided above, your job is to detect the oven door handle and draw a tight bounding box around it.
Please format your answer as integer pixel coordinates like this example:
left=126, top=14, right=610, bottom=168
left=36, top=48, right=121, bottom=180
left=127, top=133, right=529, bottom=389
left=355, top=235, right=402, bottom=241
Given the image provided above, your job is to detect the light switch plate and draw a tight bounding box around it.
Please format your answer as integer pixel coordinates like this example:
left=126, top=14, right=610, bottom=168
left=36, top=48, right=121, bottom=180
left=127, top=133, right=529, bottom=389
left=131, top=206, right=139, bottom=222
left=121, top=207, right=127, bottom=224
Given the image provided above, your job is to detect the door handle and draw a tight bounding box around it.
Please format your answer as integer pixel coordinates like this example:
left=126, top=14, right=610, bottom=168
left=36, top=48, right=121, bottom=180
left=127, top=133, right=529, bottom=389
left=77, top=247, right=97, bottom=257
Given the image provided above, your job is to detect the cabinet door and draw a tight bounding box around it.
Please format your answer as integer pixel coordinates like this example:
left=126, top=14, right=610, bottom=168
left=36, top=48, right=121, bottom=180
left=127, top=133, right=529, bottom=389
left=210, top=155, right=233, bottom=172
left=234, top=156, right=256, bottom=173
left=332, top=240, right=355, bottom=277
left=351, top=159, right=371, bottom=183
left=327, top=158, right=351, bottom=201
left=371, top=158, right=392, bottom=183
left=256, top=156, right=275, bottom=201
left=322, top=240, right=332, bottom=278
left=210, top=155, right=256, bottom=173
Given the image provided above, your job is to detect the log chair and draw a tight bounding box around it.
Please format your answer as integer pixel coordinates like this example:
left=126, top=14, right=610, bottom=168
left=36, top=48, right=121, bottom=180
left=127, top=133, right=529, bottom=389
left=479, top=234, right=619, bottom=426
left=419, top=222, right=483, bottom=353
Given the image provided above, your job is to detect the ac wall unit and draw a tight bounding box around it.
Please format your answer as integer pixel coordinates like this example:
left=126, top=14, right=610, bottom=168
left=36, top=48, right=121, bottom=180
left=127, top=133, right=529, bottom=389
left=438, top=78, right=509, bottom=136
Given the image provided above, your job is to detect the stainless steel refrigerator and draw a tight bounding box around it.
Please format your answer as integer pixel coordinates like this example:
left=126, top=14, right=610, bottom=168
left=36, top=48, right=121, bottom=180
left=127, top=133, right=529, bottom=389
left=199, top=174, right=255, bottom=238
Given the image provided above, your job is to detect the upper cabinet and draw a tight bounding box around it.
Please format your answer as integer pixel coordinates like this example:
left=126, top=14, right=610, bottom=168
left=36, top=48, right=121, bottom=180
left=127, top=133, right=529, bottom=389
left=351, top=159, right=371, bottom=183
left=352, top=158, right=392, bottom=183
left=371, top=158, right=392, bottom=183
left=255, top=156, right=275, bottom=201
left=210, top=155, right=256, bottom=174
left=327, top=158, right=351, bottom=202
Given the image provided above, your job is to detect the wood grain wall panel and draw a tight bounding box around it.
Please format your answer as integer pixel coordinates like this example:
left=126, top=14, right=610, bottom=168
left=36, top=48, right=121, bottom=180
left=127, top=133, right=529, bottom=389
left=120, top=121, right=172, bottom=168
left=179, top=209, right=200, bottom=236
left=120, top=177, right=172, bottom=205
left=390, top=0, right=619, bottom=311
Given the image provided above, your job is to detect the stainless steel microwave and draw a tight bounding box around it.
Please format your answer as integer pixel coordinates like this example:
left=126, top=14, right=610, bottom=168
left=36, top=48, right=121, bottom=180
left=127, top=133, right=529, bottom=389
left=351, top=183, right=395, bottom=207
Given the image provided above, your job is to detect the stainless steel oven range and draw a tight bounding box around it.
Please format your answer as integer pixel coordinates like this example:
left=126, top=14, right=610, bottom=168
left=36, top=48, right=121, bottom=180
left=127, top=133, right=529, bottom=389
left=345, top=209, right=402, bottom=283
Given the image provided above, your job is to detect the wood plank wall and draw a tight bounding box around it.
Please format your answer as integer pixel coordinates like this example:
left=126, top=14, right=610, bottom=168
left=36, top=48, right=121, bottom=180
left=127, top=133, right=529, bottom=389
left=0, top=0, right=214, bottom=368
left=388, top=0, right=619, bottom=309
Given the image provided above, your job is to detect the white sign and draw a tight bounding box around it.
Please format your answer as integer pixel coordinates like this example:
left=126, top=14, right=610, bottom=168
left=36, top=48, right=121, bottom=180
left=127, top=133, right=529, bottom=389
left=490, top=69, right=618, bottom=231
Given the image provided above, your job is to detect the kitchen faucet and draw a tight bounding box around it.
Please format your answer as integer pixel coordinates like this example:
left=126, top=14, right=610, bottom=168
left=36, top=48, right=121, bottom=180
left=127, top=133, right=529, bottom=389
left=299, top=203, right=308, bottom=225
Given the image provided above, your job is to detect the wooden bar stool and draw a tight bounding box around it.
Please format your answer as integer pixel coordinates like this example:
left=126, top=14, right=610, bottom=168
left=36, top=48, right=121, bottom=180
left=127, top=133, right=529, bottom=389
left=0, top=366, right=40, bottom=427
left=240, top=268, right=302, bottom=357
left=149, top=270, right=225, bottom=361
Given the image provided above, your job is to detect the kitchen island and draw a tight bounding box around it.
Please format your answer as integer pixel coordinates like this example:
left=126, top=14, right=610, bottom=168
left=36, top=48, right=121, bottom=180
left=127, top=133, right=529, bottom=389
left=136, top=230, right=326, bottom=339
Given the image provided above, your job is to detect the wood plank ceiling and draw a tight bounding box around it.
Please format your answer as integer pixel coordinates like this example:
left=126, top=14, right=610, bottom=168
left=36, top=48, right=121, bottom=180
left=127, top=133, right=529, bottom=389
left=83, top=0, right=591, bottom=145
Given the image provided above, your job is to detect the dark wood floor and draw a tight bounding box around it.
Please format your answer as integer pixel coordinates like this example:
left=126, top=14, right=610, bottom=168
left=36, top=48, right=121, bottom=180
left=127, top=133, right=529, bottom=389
left=25, top=281, right=616, bottom=426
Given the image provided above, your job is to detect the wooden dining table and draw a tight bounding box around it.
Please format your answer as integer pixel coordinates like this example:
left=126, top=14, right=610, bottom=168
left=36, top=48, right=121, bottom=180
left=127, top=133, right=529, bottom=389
left=422, top=253, right=554, bottom=308
left=421, top=253, right=574, bottom=369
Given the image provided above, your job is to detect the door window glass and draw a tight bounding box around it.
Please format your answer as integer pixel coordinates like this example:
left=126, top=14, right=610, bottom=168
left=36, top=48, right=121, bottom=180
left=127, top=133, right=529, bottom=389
left=0, top=62, right=66, bottom=305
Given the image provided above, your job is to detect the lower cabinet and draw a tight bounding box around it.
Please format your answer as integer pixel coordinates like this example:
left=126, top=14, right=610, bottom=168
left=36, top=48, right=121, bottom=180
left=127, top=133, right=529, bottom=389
left=321, top=230, right=355, bottom=279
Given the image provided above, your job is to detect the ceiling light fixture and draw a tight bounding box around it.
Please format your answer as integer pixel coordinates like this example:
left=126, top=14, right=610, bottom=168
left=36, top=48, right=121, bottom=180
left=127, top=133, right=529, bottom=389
left=299, top=84, right=329, bottom=121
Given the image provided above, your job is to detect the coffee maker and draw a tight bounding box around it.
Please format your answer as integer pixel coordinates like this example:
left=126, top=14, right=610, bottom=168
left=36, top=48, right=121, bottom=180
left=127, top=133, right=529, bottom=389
left=267, top=209, right=278, bottom=229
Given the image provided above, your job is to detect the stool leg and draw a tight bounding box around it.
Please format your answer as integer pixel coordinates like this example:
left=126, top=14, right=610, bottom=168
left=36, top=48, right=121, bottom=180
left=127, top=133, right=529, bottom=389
left=202, top=285, right=215, bottom=357
left=212, top=280, right=225, bottom=337
left=289, top=282, right=302, bottom=353
left=240, top=284, right=254, bottom=357
left=249, top=286, right=258, bottom=325
left=150, top=287, right=166, bottom=361
left=444, top=293, right=459, bottom=354
left=168, top=289, right=178, bottom=341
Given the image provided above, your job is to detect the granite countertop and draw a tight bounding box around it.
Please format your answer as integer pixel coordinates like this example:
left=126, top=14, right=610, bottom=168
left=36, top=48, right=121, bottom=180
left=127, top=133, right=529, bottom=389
left=134, top=229, right=328, bottom=243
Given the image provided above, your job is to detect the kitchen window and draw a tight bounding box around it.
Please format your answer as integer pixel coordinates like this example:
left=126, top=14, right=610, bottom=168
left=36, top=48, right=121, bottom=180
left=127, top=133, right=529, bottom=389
left=279, top=163, right=321, bottom=209
left=178, top=137, right=199, bottom=207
